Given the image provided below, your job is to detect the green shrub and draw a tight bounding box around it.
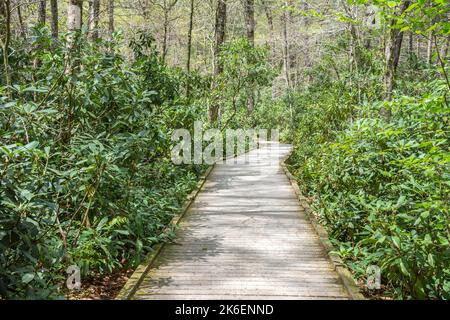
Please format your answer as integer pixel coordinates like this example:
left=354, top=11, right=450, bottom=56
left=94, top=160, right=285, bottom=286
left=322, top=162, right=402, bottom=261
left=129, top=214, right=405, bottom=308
left=0, top=29, right=205, bottom=299
left=291, top=90, right=449, bottom=299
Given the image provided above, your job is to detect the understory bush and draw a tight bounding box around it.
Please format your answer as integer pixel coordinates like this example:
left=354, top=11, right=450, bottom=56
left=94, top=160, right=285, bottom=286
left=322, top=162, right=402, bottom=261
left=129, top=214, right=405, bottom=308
left=291, top=83, right=449, bottom=299
left=0, top=30, right=206, bottom=299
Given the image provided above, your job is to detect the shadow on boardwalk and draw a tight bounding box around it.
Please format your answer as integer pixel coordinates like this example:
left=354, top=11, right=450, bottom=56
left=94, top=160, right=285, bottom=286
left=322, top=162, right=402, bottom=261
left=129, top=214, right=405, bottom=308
left=132, top=142, right=350, bottom=300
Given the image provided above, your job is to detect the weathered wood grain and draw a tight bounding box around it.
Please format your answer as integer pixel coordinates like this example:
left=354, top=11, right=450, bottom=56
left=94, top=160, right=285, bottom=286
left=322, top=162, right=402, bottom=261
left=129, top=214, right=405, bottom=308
left=133, top=142, right=350, bottom=300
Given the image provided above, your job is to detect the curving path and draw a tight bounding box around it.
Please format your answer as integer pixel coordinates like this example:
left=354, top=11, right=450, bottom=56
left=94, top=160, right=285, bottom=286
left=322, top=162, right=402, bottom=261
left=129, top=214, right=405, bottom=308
left=132, top=142, right=350, bottom=300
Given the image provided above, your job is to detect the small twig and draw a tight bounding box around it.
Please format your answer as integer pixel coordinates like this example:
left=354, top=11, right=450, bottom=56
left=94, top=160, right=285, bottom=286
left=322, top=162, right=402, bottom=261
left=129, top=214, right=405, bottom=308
left=36, top=66, right=67, bottom=109
left=434, top=35, right=450, bottom=94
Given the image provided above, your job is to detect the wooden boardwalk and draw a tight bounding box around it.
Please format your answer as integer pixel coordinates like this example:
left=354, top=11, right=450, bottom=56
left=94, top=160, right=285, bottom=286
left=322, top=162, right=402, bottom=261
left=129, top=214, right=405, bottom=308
left=133, top=142, right=350, bottom=300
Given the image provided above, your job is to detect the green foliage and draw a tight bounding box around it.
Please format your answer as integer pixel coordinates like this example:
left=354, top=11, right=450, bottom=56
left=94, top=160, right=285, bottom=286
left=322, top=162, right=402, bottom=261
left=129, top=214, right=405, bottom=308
left=288, top=37, right=450, bottom=298
left=294, top=92, right=449, bottom=299
left=284, top=7, right=450, bottom=296
left=212, top=38, right=276, bottom=128
left=0, top=29, right=205, bottom=299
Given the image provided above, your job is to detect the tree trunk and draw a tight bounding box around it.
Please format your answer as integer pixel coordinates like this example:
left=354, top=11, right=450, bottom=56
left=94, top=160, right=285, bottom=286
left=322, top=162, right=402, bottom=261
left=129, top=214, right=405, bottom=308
left=67, top=0, right=82, bottom=68
left=383, top=0, right=411, bottom=117
left=34, top=1, right=47, bottom=82
left=262, top=0, right=276, bottom=97
left=186, top=0, right=195, bottom=97
left=0, top=0, right=11, bottom=91
left=15, top=0, right=26, bottom=40
left=162, top=11, right=169, bottom=62
left=186, top=0, right=194, bottom=72
left=88, top=0, right=100, bottom=40
left=282, top=1, right=291, bottom=89
left=409, top=33, right=413, bottom=53
left=416, top=37, right=420, bottom=57
left=50, top=0, right=58, bottom=39
left=68, top=0, right=82, bottom=32
left=244, top=0, right=255, bottom=114
left=210, top=0, right=227, bottom=122
left=64, top=0, right=82, bottom=146
left=108, top=0, right=114, bottom=37
left=38, top=0, right=46, bottom=24
left=261, top=0, right=275, bottom=59
left=244, top=0, right=255, bottom=46
left=426, top=32, right=433, bottom=64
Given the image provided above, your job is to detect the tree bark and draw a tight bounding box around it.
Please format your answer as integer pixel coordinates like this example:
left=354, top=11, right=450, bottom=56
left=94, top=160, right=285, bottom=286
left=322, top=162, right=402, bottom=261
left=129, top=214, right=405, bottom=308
left=38, top=0, right=46, bottom=24
left=88, top=0, right=100, bottom=40
left=162, top=10, right=169, bottom=62
left=409, top=33, right=413, bottom=53
left=261, top=0, right=275, bottom=59
left=186, top=0, right=195, bottom=97
left=68, top=0, right=82, bottom=32
left=244, top=0, right=255, bottom=113
left=282, top=1, right=291, bottom=89
left=67, top=0, right=82, bottom=70
left=383, top=0, right=411, bottom=117
left=108, top=0, right=114, bottom=37
left=416, top=37, right=420, bottom=57
left=426, top=32, right=433, bottom=64
left=14, top=0, right=26, bottom=40
left=210, top=0, right=227, bottom=122
left=50, top=0, right=58, bottom=39
left=342, top=2, right=363, bottom=71
left=244, top=0, right=255, bottom=46
left=161, top=1, right=179, bottom=63
left=0, top=0, right=11, bottom=91
left=34, top=1, right=47, bottom=80
left=187, top=0, right=194, bottom=72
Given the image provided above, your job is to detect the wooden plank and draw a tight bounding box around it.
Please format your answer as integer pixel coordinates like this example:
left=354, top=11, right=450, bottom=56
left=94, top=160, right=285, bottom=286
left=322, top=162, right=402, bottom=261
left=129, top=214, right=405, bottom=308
left=131, top=143, right=350, bottom=300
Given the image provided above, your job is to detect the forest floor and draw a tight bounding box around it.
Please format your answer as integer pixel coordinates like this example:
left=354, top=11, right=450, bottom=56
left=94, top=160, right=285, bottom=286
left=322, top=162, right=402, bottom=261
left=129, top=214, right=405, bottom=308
left=66, top=269, right=134, bottom=300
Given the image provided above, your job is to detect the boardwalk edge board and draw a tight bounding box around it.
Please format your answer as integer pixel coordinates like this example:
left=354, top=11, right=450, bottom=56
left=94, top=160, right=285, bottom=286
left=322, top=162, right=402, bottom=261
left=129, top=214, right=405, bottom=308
left=280, top=154, right=366, bottom=301
left=116, top=165, right=216, bottom=300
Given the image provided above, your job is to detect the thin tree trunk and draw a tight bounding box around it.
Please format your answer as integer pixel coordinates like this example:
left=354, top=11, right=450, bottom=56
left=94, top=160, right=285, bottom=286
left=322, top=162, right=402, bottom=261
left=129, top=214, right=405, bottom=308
left=64, top=0, right=82, bottom=148
left=50, top=0, right=58, bottom=39
left=186, top=0, right=194, bottom=72
left=186, top=0, right=195, bottom=97
left=409, top=33, right=414, bottom=54
left=383, top=0, right=411, bottom=117
left=0, top=0, right=11, bottom=92
left=67, top=0, right=82, bottom=65
left=416, top=37, right=420, bottom=57
left=108, top=0, right=114, bottom=37
left=262, top=0, right=276, bottom=97
left=282, top=1, right=291, bottom=89
left=16, top=1, right=26, bottom=40
left=162, top=11, right=169, bottom=62
left=34, top=0, right=47, bottom=86
left=161, top=1, right=178, bottom=63
left=210, top=0, right=227, bottom=122
left=261, top=0, right=275, bottom=59
left=38, top=0, right=46, bottom=24
left=426, top=0, right=434, bottom=64
left=68, top=0, right=82, bottom=33
left=244, top=0, right=255, bottom=46
left=88, top=0, right=100, bottom=40
left=244, top=0, right=255, bottom=114
left=427, top=32, right=433, bottom=64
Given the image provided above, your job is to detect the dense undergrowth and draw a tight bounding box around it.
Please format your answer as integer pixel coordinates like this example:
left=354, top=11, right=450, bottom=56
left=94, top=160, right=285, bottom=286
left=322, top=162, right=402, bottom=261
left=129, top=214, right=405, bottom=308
left=0, top=24, right=277, bottom=299
left=287, top=41, right=450, bottom=299
left=0, top=29, right=209, bottom=299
